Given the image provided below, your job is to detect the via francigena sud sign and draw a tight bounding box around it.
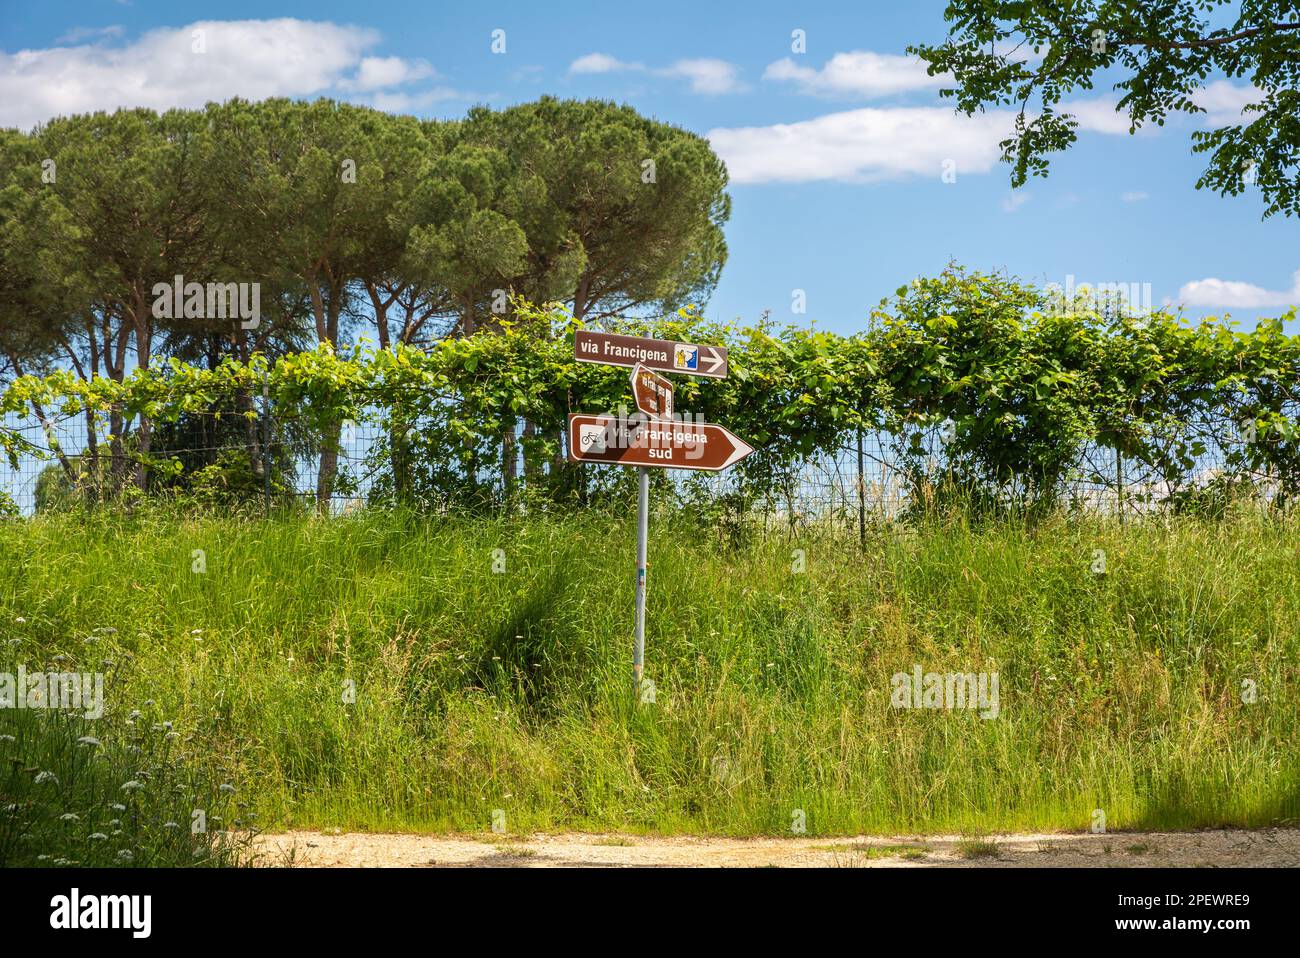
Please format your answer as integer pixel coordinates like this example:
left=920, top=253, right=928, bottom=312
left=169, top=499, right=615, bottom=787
left=151, top=274, right=260, bottom=329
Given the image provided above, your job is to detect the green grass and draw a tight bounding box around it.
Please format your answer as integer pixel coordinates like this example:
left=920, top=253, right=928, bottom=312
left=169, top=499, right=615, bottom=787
left=0, top=699, right=254, bottom=866
left=955, top=838, right=1001, bottom=860
left=494, top=844, right=537, bottom=858
left=816, top=842, right=931, bottom=859
left=0, top=505, right=1296, bottom=840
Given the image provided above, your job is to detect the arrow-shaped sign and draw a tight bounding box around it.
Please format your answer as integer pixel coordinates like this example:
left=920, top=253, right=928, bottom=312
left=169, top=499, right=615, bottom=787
left=568, top=414, right=754, bottom=471
left=631, top=363, right=674, bottom=420
left=700, top=346, right=725, bottom=376
left=575, top=330, right=729, bottom=379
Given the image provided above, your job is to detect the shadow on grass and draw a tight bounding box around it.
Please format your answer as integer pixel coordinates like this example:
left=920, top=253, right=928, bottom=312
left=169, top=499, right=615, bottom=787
left=465, top=566, right=597, bottom=712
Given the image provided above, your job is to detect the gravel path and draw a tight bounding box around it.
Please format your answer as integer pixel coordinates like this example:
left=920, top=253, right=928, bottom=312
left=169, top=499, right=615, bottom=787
left=255, top=827, right=1300, bottom=868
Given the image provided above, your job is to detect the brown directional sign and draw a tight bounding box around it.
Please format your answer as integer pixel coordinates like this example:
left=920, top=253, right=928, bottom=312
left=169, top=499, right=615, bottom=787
left=567, top=413, right=753, bottom=471
left=631, top=364, right=674, bottom=420
left=575, top=329, right=728, bottom=379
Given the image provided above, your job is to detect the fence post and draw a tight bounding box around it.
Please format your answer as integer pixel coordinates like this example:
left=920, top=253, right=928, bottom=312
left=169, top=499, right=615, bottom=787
left=1115, top=446, right=1124, bottom=524
left=856, top=427, right=866, bottom=549
left=262, top=368, right=272, bottom=518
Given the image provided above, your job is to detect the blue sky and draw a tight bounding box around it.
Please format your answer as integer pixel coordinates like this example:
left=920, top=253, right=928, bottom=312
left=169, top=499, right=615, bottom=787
left=2, top=0, right=1296, bottom=335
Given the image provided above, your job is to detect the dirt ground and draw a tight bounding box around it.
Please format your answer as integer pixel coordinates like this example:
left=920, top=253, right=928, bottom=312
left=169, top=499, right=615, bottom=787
left=255, top=827, right=1300, bottom=868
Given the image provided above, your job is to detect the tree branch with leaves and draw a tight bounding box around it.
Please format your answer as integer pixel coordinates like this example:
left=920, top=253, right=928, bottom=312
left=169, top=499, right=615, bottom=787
left=910, top=0, right=1300, bottom=217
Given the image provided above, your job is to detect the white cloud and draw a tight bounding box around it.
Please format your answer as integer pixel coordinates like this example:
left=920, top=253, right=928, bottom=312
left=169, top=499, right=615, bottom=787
left=569, top=53, right=642, bottom=75
left=343, top=56, right=434, bottom=92
left=709, top=92, right=1151, bottom=186
left=763, top=52, right=946, bottom=98
left=1002, top=191, right=1032, bottom=213
left=1121, top=191, right=1149, bottom=202
left=658, top=58, right=742, bottom=95
left=1192, top=80, right=1264, bottom=125
left=1178, top=270, right=1300, bottom=309
left=568, top=52, right=741, bottom=94
left=364, top=87, right=466, bottom=112
left=1066, top=83, right=1263, bottom=132
left=708, top=106, right=1017, bottom=185
left=1062, top=98, right=1136, bottom=135
left=55, top=25, right=125, bottom=45
left=0, top=19, right=445, bottom=130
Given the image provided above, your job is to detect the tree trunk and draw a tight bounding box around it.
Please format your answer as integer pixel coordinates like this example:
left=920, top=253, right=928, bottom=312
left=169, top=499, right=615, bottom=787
left=502, top=411, right=517, bottom=513
left=369, top=281, right=413, bottom=503
left=83, top=410, right=101, bottom=504
left=231, top=332, right=265, bottom=481
left=461, top=295, right=476, bottom=338
left=82, top=323, right=101, bottom=502
left=100, top=304, right=134, bottom=498
left=129, top=288, right=153, bottom=492
left=366, top=281, right=393, bottom=352
left=522, top=420, right=538, bottom=488
left=311, top=278, right=344, bottom=513
left=4, top=350, right=76, bottom=481
left=316, top=419, right=341, bottom=512
left=108, top=406, right=126, bottom=496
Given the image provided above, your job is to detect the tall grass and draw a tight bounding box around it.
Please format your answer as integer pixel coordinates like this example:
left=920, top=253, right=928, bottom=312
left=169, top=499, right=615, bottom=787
left=0, top=505, right=1295, bottom=837
left=0, top=684, right=254, bottom=866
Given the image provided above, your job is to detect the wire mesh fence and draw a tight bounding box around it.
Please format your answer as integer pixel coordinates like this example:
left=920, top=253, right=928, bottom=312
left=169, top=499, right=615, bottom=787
left=1, top=406, right=384, bottom=516
left=2, top=398, right=1265, bottom=527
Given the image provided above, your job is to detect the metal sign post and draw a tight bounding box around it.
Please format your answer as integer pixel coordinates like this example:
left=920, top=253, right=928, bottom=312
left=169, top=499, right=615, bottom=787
left=634, top=465, right=649, bottom=688
left=571, top=331, right=750, bottom=694
left=629, top=362, right=666, bottom=691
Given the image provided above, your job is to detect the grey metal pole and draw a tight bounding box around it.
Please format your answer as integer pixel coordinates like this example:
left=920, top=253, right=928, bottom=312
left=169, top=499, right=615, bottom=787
left=634, top=465, right=649, bottom=690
